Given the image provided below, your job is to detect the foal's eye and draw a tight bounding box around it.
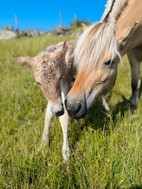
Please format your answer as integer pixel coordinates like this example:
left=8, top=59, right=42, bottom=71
left=35, top=81, right=41, bottom=86
left=105, top=60, right=115, bottom=66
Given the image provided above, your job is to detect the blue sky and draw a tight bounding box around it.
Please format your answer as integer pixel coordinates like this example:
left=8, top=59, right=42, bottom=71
left=0, top=0, right=107, bottom=31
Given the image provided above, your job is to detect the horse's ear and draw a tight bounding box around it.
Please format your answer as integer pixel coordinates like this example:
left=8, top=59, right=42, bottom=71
left=81, top=23, right=88, bottom=32
left=12, top=55, right=34, bottom=68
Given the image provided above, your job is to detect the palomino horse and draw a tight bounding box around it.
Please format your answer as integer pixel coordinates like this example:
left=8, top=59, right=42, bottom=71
left=65, top=0, right=142, bottom=119
left=13, top=41, right=76, bottom=161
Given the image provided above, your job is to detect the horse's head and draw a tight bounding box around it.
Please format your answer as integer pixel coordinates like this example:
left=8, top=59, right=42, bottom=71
left=65, top=57, right=118, bottom=119
left=65, top=22, right=121, bottom=119
left=13, top=42, right=68, bottom=116
left=65, top=0, right=135, bottom=119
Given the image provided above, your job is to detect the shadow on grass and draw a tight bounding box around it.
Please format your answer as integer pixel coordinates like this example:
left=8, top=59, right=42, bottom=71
left=69, top=96, right=112, bottom=150
left=70, top=79, right=142, bottom=152
left=139, top=79, right=142, bottom=98
left=112, top=95, right=131, bottom=119
left=129, top=186, right=142, bottom=189
left=69, top=94, right=130, bottom=151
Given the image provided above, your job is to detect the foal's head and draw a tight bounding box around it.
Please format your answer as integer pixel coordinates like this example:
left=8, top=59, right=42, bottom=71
left=13, top=42, right=68, bottom=116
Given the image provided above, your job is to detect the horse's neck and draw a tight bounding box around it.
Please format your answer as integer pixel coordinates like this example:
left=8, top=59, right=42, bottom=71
left=116, top=0, right=142, bottom=53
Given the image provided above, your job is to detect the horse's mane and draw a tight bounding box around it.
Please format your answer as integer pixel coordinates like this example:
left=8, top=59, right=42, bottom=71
left=73, top=0, right=127, bottom=71
left=102, top=0, right=128, bottom=22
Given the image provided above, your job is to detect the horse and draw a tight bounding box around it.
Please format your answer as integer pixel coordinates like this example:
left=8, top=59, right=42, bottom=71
left=13, top=40, right=76, bottom=161
left=65, top=0, right=142, bottom=119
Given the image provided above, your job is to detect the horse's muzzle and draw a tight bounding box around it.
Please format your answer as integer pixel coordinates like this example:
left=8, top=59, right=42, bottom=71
left=65, top=97, right=87, bottom=119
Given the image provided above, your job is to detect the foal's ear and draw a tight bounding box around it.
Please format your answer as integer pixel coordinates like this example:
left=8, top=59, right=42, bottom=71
left=61, top=41, right=68, bottom=52
left=81, top=23, right=88, bottom=32
left=12, top=55, right=34, bottom=68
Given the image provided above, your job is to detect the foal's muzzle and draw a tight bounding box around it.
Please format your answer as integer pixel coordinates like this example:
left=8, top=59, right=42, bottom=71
left=51, top=102, right=64, bottom=116
left=54, top=108, right=64, bottom=116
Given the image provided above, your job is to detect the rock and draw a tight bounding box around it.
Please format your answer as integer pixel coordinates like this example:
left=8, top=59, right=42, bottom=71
left=17, top=30, right=40, bottom=38
left=46, top=31, right=54, bottom=37
left=18, top=30, right=27, bottom=37
left=0, top=29, right=17, bottom=40
left=26, top=30, right=40, bottom=37
left=39, top=31, right=46, bottom=36
left=70, top=31, right=82, bottom=37
left=46, top=27, right=70, bottom=36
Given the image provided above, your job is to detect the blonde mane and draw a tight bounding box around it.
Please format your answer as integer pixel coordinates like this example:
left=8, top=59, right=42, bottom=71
left=73, top=0, right=127, bottom=71
left=102, top=0, right=128, bottom=22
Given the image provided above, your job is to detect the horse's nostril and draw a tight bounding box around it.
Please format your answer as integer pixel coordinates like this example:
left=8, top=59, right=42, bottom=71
left=75, top=102, right=81, bottom=113
left=78, top=103, right=81, bottom=111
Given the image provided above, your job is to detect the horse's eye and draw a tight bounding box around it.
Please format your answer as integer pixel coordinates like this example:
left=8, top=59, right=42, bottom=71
left=105, top=60, right=115, bottom=66
left=35, top=81, right=41, bottom=86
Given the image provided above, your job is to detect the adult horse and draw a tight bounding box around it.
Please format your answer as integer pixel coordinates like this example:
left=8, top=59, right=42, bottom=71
left=65, top=0, right=142, bottom=119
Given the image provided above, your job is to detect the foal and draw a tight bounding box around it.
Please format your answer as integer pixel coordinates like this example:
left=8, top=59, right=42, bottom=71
left=13, top=41, right=76, bottom=161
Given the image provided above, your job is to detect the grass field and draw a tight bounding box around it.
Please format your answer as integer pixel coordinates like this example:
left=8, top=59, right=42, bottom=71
left=0, top=36, right=142, bottom=188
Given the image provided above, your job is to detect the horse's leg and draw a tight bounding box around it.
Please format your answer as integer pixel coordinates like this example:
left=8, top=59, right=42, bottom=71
left=102, top=96, right=110, bottom=111
left=59, top=80, right=71, bottom=161
left=127, top=46, right=142, bottom=113
left=42, top=102, right=53, bottom=146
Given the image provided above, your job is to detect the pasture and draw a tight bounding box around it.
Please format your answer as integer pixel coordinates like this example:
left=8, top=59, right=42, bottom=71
left=0, top=36, right=142, bottom=188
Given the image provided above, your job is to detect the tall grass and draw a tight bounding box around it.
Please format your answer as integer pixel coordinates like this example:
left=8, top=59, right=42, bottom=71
left=0, top=36, right=142, bottom=188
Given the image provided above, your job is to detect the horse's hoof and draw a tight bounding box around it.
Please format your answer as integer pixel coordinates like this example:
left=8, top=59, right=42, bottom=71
left=131, top=103, right=137, bottom=114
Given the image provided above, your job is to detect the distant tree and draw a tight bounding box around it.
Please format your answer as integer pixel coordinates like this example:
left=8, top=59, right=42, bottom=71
left=70, top=18, right=90, bottom=28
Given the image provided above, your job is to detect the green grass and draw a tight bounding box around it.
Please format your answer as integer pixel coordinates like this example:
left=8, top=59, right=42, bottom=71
left=0, top=36, right=142, bottom=188
left=69, top=26, right=83, bottom=33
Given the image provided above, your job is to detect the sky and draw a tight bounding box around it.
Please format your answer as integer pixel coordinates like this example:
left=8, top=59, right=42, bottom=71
left=0, top=0, right=107, bottom=31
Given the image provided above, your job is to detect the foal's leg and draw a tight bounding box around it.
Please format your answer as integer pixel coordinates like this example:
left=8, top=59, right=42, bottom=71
left=42, top=102, right=53, bottom=146
left=59, top=80, right=71, bottom=161
left=59, top=108, right=70, bottom=161
left=127, top=46, right=142, bottom=113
